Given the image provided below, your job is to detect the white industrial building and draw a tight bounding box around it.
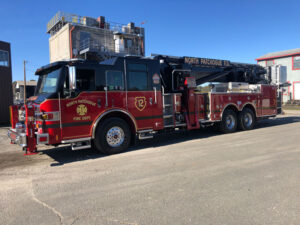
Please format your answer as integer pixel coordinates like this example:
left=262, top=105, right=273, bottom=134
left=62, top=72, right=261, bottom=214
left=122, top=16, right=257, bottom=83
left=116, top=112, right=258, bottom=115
left=47, top=12, right=145, bottom=63
left=256, top=48, right=300, bottom=103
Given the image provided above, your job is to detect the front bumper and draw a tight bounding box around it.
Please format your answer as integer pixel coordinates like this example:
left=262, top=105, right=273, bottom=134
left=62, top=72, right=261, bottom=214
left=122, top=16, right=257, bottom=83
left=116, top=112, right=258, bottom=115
left=7, top=129, right=27, bottom=147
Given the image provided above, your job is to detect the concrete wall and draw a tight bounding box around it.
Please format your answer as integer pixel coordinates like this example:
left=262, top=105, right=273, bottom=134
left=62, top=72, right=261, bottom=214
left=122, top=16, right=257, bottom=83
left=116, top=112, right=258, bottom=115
left=49, top=24, right=71, bottom=63
left=258, top=56, right=300, bottom=102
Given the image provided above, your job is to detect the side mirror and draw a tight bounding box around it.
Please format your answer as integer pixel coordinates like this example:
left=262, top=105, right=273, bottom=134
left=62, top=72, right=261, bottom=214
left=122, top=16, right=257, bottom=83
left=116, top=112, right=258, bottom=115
left=68, top=66, right=76, bottom=91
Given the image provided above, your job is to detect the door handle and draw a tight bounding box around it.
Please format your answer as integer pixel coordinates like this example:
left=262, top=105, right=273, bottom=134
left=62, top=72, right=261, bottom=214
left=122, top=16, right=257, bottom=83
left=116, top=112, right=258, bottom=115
left=104, top=86, right=108, bottom=107
left=149, top=97, right=153, bottom=105
left=153, top=87, right=157, bottom=104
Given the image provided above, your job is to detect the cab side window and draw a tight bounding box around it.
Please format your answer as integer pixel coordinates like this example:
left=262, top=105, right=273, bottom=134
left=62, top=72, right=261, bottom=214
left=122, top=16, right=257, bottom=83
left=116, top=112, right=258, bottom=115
left=128, top=63, right=148, bottom=91
left=95, top=69, right=105, bottom=91
left=76, top=69, right=95, bottom=91
left=106, top=70, right=124, bottom=91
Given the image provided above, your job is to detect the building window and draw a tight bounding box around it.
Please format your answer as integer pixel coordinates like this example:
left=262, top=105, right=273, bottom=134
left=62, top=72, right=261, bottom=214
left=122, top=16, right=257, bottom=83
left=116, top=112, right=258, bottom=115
left=0, top=50, right=9, bottom=67
left=266, top=60, right=274, bottom=67
left=80, top=32, right=91, bottom=47
left=125, top=39, right=133, bottom=48
left=293, top=56, right=300, bottom=70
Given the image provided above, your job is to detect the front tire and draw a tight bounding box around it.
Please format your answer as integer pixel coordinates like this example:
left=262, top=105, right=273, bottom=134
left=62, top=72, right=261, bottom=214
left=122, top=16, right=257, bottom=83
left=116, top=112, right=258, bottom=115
left=220, top=109, right=237, bottom=133
left=238, top=108, right=255, bottom=131
left=94, top=118, right=131, bottom=154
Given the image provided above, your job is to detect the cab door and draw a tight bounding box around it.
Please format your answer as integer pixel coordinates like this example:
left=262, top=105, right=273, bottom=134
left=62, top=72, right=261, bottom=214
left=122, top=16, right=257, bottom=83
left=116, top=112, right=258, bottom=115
left=126, top=60, right=163, bottom=131
left=105, top=70, right=126, bottom=109
left=61, top=66, right=98, bottom=140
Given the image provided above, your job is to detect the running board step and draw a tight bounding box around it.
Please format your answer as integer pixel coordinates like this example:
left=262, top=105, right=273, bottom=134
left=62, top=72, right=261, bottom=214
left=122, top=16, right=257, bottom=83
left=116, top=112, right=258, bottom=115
left=71, top=141, right=91, bottom=150
left=137, top=129, right=154, bottom=140
left=138, top=133, right=154, bottom=140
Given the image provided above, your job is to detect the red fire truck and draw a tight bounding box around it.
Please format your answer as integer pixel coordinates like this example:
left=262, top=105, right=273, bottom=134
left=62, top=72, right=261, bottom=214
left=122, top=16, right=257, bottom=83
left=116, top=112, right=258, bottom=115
left=8, top=55, right=278, bottom=155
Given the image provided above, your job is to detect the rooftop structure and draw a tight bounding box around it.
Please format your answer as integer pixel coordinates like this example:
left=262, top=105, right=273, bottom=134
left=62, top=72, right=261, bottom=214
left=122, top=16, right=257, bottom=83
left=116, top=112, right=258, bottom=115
left=47, top=12, right=145, bottom=63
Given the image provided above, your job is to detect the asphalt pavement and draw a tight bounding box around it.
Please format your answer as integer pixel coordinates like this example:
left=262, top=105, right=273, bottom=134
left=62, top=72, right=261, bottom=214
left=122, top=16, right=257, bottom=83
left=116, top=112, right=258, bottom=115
left=0, top=113, right=300, bottom=225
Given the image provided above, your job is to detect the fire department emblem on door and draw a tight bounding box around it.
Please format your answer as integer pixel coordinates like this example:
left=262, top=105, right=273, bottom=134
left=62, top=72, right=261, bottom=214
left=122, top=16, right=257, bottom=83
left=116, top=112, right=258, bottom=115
left=135, top=97, right=147, bottom=111
left=76, top=104, right=87, bottom=116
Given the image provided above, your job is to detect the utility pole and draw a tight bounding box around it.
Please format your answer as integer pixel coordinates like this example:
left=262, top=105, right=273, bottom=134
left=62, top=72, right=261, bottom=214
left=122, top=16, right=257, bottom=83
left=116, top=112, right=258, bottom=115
left=23, top=60, right=27, bottom=105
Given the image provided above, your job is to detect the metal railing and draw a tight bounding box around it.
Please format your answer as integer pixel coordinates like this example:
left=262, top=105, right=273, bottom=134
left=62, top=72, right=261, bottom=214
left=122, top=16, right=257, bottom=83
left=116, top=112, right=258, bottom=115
left=79, top=38, right=113, bottom=54
left=79, top=38, right=141, bottom=56
left=47, top=11, right=143, bottom=36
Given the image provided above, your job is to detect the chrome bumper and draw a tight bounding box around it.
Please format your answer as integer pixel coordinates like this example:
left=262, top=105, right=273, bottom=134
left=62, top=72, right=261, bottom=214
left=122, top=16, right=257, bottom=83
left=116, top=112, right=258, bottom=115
left=7, top=129, right=27, bottom=147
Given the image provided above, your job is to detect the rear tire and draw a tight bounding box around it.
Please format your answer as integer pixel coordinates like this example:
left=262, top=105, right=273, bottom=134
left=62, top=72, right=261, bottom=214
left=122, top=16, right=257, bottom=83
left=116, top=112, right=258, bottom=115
left=94, top=118, right=131, bottom=154
left=220, top=109, right=237, bottom=133
left=238, top=108, right=255, bottom=131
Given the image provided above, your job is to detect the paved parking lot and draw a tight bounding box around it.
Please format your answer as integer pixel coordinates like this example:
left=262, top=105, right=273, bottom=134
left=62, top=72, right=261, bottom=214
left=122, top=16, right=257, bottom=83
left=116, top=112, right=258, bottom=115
left=1, top=114, right=300, bottom=225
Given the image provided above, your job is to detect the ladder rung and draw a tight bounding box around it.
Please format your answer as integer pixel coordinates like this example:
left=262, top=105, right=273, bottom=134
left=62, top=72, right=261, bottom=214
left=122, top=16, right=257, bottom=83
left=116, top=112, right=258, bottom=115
left=163, top=115, right=173, bottom=118
left=164, top=104, right=172, bottom=107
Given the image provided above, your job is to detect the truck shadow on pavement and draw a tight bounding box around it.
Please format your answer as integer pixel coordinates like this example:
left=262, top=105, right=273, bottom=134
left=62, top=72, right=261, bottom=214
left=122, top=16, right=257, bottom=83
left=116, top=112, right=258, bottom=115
left=41, top=116, right=300, bottom=167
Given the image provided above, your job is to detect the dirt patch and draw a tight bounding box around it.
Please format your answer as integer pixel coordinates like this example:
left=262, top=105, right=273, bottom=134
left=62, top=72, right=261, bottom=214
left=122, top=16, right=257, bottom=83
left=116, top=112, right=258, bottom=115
left=0, top=127, right=42, bottom=170
left=0, top=127, right=53, bottom=170
left=0, top=151, right=45, bottom=170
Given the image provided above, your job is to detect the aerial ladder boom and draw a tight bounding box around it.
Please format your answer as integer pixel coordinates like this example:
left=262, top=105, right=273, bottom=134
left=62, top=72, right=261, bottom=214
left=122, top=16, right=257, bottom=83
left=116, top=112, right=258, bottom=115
left=152, top=54, right=268, bottom=91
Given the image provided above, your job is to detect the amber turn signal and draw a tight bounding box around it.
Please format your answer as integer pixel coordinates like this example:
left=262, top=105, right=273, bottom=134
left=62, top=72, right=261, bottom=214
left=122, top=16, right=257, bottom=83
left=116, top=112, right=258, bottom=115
left=41, top=114, right=48, bottom=120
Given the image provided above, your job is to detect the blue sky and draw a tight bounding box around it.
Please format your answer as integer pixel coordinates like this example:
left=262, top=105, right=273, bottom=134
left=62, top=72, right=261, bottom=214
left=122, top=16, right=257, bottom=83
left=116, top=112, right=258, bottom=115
left=1, top=0, right=300, bottom=81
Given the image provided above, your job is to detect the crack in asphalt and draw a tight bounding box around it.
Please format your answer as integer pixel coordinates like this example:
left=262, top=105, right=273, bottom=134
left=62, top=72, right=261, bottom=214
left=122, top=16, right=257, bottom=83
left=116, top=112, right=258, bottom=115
left=69, top=216, right=79, bottom=225
left=30, top=180, right=64, bottom=225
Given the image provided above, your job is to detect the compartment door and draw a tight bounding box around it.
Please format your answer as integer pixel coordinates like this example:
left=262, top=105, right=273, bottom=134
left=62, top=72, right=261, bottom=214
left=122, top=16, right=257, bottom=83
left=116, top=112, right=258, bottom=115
left=126, top=60, right=163, bottom=130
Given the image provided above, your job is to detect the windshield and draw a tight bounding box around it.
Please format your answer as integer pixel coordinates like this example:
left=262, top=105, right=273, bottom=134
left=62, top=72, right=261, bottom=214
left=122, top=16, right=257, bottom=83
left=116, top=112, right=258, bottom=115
left=36, top=68, right=62, bottom=95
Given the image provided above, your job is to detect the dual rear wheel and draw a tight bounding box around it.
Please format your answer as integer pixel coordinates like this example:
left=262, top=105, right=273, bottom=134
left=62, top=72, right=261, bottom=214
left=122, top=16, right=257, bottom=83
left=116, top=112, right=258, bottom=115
left=238, top=108, right=255, bottom=131
left=220, top=108, right=255, bottom=133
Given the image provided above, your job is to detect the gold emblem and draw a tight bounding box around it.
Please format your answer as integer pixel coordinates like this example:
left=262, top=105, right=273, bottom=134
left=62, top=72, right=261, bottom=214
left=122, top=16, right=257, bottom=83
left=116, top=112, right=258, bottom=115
left=76, top=104, right=87, bottom=116
left=135, top=97, right=147, bottom=111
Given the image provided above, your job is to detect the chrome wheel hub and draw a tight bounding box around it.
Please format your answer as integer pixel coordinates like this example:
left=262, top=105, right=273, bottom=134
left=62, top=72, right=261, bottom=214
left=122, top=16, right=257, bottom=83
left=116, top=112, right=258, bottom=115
left=243, top=113, right=253, bottom=127
left=225, top=115, right=235, bottom=130
left=106, top=126, right=125, bottom=147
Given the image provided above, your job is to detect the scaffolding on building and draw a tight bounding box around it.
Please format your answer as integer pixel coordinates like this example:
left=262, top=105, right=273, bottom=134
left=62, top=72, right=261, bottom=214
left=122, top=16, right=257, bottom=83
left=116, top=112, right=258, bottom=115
left=47, top=12, right=145, bottom=61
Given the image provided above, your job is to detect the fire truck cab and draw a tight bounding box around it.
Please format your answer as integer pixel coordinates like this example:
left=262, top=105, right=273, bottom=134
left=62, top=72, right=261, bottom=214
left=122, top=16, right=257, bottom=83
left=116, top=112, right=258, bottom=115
left=8, top=55, right=278, bottom=155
